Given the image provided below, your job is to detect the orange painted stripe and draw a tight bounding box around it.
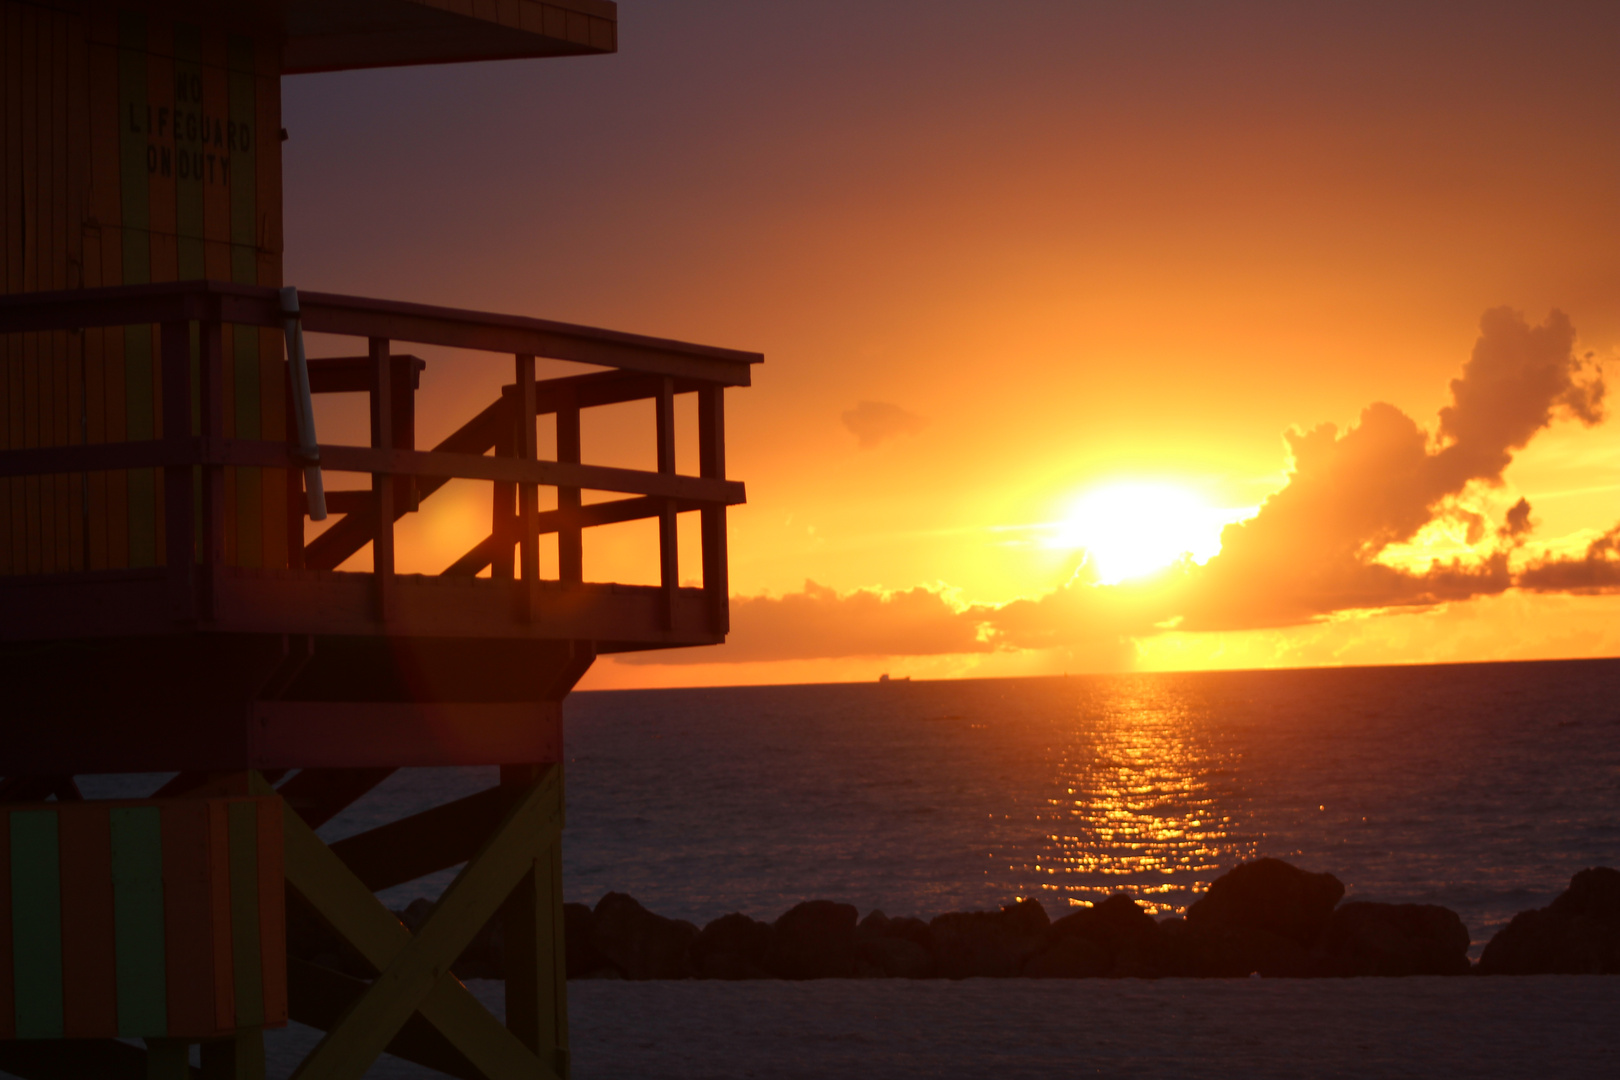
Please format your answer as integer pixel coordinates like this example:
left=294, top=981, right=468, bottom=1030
left=208, top=801, right=235, bottom=1033
left=57, top=803, right=116, bottom=1037
left=160, top=799, right=215, bottom=1037
left=0, top=808, right=14, bottom=1039
left=256, top=798, right=286, bottom=1025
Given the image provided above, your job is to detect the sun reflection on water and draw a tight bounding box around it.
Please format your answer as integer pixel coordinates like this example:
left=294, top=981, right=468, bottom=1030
left=1003, top=681, right=1258, bottom=915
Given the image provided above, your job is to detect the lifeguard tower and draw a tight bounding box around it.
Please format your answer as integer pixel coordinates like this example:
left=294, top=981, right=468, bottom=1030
left=0, top=2, right=756, bottom=1077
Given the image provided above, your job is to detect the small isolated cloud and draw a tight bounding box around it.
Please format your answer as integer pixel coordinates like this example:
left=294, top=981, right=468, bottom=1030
left=842, top=401, right=928, bottom=448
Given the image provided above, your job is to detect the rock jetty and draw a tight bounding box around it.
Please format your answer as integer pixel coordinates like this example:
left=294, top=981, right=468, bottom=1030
left=385, top=859, right=1617, bottom=980
left=1477, top=867, right=1620, bottom=974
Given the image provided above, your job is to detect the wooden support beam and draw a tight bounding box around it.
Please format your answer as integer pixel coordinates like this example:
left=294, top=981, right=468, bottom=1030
left=550, top=641, right=598, bottom=702
left=698, top=385, right=729, bottom=635
left=656, top=377, right=677, bottom=631
left=287, top=959, right=480, bottom=1080
left=0, top=282, right=762, bottom=389
left=305, top=355, right=425, bottom=396
left=499, top=765, right=569, bottom=1080
left=274, top=769, right=396, bottom=831
left=327, top=787, right=509, bottom=893
left=392, top=359, right=420, bottom=514
left=0, top=438, right=747, bottom=505
left=369, top=338, right=394, bottom=623
left=254, top=704, right=562, bottom=771
left=286, top=367, right=307, bottom=571
left=555, top=387, right=582, bottom=586
left=278, top=775, right=564, bottom=1080
left=161, top=320, right=195, bottom=622
left=198, top=320, right=226, bottom=622
left=491, top=397, right=515, bottom=583
left=516, top=355, right=538, bottom=622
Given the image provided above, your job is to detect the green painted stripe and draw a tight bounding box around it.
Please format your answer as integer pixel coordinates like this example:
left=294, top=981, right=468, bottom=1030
left=227, top=803, right=263, bottom=1027
left=10, top=811, right=64, bottom=1039
left=109, top=807, right=166, bottom=1037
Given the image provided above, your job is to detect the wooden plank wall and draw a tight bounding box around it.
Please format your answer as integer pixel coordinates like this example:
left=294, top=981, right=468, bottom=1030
left=0, top=0, right=286, bottom=576
left=0, top=797, right=287, bottom=1039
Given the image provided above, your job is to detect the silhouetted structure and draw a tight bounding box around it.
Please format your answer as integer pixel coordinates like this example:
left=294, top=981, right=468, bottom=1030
left=0, top=3, right=756, bottom=1077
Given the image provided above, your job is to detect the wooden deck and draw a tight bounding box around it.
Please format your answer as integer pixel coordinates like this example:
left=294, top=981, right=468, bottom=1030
left=0, top=279, right=757, bottom=777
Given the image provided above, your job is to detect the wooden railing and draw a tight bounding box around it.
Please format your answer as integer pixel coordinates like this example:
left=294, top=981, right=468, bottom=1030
left=0, top=280, right=758, bottom=636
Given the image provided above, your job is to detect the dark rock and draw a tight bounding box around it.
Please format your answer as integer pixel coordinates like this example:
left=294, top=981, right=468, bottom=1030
left=857, top=912, right=936, bottom=978
left=767, top=900, right=860, bottom=979
left=1025, top=894, right=1168, bottom=978
left=589, top=892, right=698, bottom=979
left=1176, top=924, right=1311, bottom=978
left=565, top=902, right=615, bottom=979
left=1550, top=866, right=1620, bottom=923
left=860, top=911, right=934, bottom=950
left=1479, top=867, right=1620, bottom=974
left=1312, top=902, right=1471, bottom=976
left=1188, top=858, right=1345, bottom=945
left=929, top=898, right=1049, bottom=978
left=691, top=912, right=774, bottom=979
left=1179, top=859, right=1345, bottom=977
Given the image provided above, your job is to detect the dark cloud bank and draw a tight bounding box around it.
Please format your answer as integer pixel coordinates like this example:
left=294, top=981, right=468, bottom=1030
left=633, top=308, right=1617, bottom=666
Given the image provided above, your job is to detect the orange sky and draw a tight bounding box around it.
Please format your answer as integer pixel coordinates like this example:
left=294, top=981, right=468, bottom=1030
left=281, top=2, right=1620, bottom=689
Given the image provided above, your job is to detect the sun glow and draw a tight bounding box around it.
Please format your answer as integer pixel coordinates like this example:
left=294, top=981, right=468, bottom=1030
left=1055, top=482, right=1242, bottom=585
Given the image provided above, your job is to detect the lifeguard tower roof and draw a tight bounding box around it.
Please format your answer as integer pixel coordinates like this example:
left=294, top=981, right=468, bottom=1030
left=133, top=0, right=618, bottom=73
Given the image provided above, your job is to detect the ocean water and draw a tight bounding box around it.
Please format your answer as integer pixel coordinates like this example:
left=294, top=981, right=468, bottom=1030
left=333, top=657, right=1620, bottom=955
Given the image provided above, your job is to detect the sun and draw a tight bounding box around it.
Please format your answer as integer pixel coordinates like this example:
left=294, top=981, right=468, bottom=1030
left=1054, top=482, right=1237, bottom=585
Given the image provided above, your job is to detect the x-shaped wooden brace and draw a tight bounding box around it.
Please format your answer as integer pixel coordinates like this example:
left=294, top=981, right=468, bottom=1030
left=266, top=769, right=565, bottom=1080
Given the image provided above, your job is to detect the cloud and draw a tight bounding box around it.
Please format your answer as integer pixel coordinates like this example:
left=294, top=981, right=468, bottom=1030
left=1517, top=524, right=1620, bottom=593
left=617, top=580, right=990, bottom=664
left=841, top=401, right=928, bottom=448
left=1179, top=306, right=1601, bottom=629
left=1499, top=497, right=1533, bottom=543
left=642, top=308, right=1608, bottom=668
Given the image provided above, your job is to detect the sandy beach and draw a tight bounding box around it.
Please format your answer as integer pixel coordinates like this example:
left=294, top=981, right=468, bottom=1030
left=253, top=976, right=1617, bottom=1079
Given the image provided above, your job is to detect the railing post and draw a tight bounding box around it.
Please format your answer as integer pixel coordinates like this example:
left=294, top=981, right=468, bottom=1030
left=161, top=319, right=195, bottom=621
left=393, top=356, right=419, bottom=512
left=492, top=391, right=516, bottom=582
left=655, top=376, right=677, bottom=631
left=285, top=369, right=306, bottom=570
left=198, top=317, right=226, bottom=619
left=369, top=337, right=394, bottom=622
left=698, top=384, right=729, bottom=635
left=556, top=386, right=582, bottom=586
left=515, top=354, right=538, bottom=622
